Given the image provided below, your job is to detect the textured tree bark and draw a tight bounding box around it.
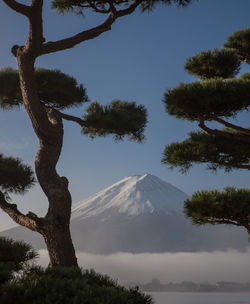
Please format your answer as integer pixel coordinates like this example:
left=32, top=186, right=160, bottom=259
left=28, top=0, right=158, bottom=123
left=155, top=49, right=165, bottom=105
left=16, top=52, right=78, bottom=267
left=35, top=136, right=78, bottom=267
left=42, top=224, right=77, bottom=267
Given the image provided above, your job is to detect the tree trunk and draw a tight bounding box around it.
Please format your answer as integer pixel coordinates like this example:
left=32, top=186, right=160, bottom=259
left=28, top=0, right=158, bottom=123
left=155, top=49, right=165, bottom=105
left=16, top=52, right=78, bottom=267
left=35, top=136, right=78, bottom=267
left=42, top=221, right=77, bottom=267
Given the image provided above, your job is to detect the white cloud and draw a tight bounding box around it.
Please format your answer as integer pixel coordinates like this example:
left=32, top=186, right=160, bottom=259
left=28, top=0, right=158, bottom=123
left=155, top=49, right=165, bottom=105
left=38, top=248, right=250, bottom=284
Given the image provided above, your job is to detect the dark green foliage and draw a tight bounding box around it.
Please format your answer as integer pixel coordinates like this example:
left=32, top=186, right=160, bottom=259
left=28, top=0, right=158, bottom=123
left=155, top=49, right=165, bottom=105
left=0, top=68, right=88, bottom=110
left=34, top=68, right=88, bottom=109
left=184, top=49, right=241, bottom=79
left=0, top=239, right=152, bottom=303
left=164, top=78, right=250, bottom=120
left=0, top=237, right=37, bottom=286
left=163, top=131, right=250, bottom=173
left=52, top=0, right=194, bottom=15
left=0, top=154, right=35, bottom=194
left=224, top=28, right=250, bottom=63
left=163, top=28, right=250, bottom=240
left=163, top=28, right=250, bottom=173
left=82, top=100, right=147, bottom=142
left=184, top=187, right=250, bottom=231
left=0, top=68, right=22, bottom=110
left=1, top=267, right=153, bottom=304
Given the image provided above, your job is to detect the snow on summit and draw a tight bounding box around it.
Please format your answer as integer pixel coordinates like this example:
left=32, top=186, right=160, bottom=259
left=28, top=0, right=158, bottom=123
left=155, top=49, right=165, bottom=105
left=71, top=174, right=189, bottom=220
left=1, top=173, right=246, bottom=254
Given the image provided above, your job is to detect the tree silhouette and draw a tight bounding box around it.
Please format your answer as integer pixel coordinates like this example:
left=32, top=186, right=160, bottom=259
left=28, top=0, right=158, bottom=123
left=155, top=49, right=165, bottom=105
left=185, top=187, right=250, bottom=236
left=163, top=32, right=250, bottom=172
left=163, top=28, right=250, bottom=236
left=0, top=0, right=194, bottom=267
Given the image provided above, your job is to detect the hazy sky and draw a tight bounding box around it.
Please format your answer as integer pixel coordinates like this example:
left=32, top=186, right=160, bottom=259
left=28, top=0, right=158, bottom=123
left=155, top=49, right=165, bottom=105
left=0, top=0, right=250, bottom=231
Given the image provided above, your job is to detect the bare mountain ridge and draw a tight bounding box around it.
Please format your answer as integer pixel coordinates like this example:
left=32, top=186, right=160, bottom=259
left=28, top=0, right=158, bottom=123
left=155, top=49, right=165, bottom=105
left=0, top=174, right=248, bottom=254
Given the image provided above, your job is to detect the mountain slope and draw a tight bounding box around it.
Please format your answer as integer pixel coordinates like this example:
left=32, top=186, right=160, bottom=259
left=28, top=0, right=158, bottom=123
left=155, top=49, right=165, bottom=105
left=68, top=174, right=249, bottom=253
left=0, top=174, right=248, bottom=254
left=72, top=173, right=188, bottom=221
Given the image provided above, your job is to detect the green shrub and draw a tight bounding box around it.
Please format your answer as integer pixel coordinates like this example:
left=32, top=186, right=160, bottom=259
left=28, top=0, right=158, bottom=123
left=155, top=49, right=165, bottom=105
left=0, top=237, right=37, bottom=286
left=0, top=237, right=152, bottom=303
left=1, top=267, right=153, bottom=304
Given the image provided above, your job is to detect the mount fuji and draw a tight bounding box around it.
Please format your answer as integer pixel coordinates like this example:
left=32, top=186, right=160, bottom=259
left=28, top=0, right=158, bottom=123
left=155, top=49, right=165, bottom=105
left=72, top=173, right=187, bottom=220
left=0, top=174, right=248, bottom=253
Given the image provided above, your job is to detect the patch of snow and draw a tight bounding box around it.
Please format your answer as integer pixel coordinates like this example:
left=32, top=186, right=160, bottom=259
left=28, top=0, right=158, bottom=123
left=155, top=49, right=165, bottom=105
left=71, top=174, right=189, bottom=221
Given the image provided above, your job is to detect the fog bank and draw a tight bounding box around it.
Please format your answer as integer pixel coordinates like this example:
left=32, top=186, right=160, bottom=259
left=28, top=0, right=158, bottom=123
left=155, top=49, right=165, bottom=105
left=38, top=248, right=250, bottom=284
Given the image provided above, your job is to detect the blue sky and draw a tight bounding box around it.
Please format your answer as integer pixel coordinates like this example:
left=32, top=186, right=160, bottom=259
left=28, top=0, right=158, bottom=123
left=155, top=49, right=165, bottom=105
left=0, top=0, right=250, bottom=231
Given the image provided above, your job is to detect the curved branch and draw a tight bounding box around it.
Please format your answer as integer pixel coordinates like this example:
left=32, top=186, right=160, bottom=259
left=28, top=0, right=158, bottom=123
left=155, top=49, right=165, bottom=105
left=206, top=218, right=241, bottom=226
left=198, top=119, right=250, bottom=144
left=214, top=117, right=250, bottom=135
left=116, top=0, right=142, bottom=17
left=108, top=0, right=117, bottom=14
left=40, top=0, right=142, bottom=55
left=58, top=110, right=125, bottom=134
left=0, top=192, right=45, bottom=232
left=56, top=110, right=86, bottom=127
left=2, top=0, right=31, bottom=16
left=41, top=13, right=115, bottom=55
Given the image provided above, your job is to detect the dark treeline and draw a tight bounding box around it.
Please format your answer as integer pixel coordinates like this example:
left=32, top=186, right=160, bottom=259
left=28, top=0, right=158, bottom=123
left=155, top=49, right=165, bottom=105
left=127, top=279, right=250, bottom=292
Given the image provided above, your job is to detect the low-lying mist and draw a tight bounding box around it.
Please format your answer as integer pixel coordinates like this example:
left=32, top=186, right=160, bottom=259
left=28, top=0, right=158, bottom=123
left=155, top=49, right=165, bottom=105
left=38, top=248, right=250, bottom=284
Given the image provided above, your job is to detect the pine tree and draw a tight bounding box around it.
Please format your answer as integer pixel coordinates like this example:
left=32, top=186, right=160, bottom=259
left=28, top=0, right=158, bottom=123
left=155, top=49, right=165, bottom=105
left=163, top=32, right=250, bottom=172
left=163, top=29, right=250, bottom=235
left=184, top=187, right=250, bottom=235
left=0, top=0, right=194, bottom=267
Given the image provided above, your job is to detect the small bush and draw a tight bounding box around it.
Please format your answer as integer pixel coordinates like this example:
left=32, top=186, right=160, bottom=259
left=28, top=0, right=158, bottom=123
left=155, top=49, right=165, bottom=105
left=0, top=237, right=37, bottom=286
left=1, top=267, right=153, bottom=304
left=0, top=237, right=152, bottom=303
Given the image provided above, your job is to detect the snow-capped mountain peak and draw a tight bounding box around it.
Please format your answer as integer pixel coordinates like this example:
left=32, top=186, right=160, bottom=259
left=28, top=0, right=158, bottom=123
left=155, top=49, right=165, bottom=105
left=71, top=174, right=189, bottom=221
